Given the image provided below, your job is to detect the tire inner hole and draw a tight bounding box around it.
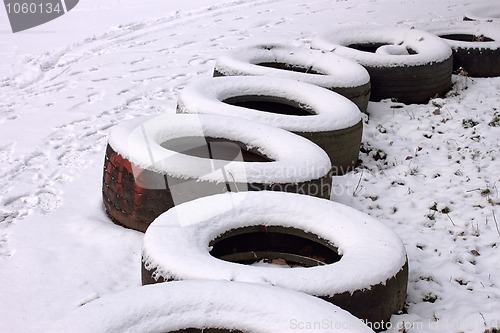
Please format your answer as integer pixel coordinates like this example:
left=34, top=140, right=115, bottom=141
left=257, top=62, right=324, bottom=75
left=223, top=95, right=315, bottom=116
left=348, top=43, right=417, bottom=54
left=439, top=34, right=494, bottom=42
left=209, top=226, right=342, bottom=268
left=161, top=136, right=272, bottom=162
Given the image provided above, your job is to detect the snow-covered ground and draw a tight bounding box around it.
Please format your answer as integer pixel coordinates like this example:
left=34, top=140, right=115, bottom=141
left=0, top=0, right=499, bottom=332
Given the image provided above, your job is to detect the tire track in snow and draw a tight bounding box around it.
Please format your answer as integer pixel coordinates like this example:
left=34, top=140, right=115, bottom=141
left=1, top=0, right=284, bottom=94
left=0, top=0, right=293, bottom=126
left=0, top=0, right=302, bottom=257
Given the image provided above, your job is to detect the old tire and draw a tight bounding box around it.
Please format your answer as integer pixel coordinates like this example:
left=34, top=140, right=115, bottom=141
left=142, top=191, right=409, bottom=329
left=47, top=280, right=375, bottom=333
left=103, top=113, right=331, bottom=232
left=177, top=76, right=362, bottom=175
left=417, top=20, right=500, bottom=77
left=213, top=43, right=371, bottom=113
left=312, top=25, right=453, bottom=104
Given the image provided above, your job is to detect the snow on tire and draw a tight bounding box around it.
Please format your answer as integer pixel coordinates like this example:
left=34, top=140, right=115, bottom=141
left=47, top=280, right=375, bottom=333
left=142, top=191, right=409, bottom=328
left=102, top=114, right=331, bottom=232
left=177, top=76, right=363, bottom=175
left=213, top=43, right=371, bottom=113
left=311, top=25, right=453, bottom=104
left=464, top=4, right=500, bottom=23
left=416, top=20, right=500, bottom=77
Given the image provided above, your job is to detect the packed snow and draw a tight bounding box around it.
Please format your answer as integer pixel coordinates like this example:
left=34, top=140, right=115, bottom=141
left=177, top=76, right=362, bottom=131
left=1, top=0, right=499, bottom=332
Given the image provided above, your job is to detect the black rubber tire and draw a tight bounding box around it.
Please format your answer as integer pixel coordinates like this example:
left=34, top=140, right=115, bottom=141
left=177, top=76, right=363, bottom=175
left=367, top=57, right=453, bottom=103
left=311, top=25, right=453, bottom=104
left=103, top=114, right=332, bottom=232
left=213, top=43, right=371, bottom=113
left=47, top=280, right=375, bottom=333
left=142, top=191, right=409, bottom=330
left=416, top=20, right=500, bottom=77
left=452, top=46, right=500, bottom=77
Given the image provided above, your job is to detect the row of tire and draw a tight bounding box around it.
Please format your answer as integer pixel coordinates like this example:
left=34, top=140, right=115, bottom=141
left=49, top=11, right=499, bottom=333
left=102, top=17, right=500, bottom=232
left=100, top=43, right=405, bottom=331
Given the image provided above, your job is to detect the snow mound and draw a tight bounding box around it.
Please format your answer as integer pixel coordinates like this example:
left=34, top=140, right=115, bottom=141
left=311, top=25, right=452, bottom=68
left=47, top=280, right=375, bottom=333
left=465, top=4, right=500, bottom=22
left=214, top=43, right=370, bottom=88
left=409, top=19, right=500, bottom=51
left=142, top=191, right=407, bottom=295
left=108, top=113, right=331, bottom=183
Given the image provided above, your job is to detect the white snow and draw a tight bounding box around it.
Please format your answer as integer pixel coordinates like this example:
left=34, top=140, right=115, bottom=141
left=177, top=76, right=362, bottom=132
left=464, top=4, right=500, bottom=22
left=142, top=191, right=407, bottom=295
left=47, top=280, right=375, bottom=332
left=375, top=45, right=412, bottom=56
left=409, top=19, right=500, bottom=51
left=214, top=43, right=370, bottom=88
left=108, top=113, right=331, bottom=183
left=311, top=25, right=453, bottom=68
left=1, top=0, right=500, bottom=332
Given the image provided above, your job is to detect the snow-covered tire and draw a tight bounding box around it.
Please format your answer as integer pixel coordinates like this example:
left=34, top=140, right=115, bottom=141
left=464, top=4, right=500, bottom=23
left=417, top=20, right=500, bottom=77
left=142, top=191, right=409, bottom=327
left=47, top=280, right=375, bottom=333
left=177, top=76, right=362, bottom=175
left=103, top=114, right=331, bottom=232
left=213, top=43, right=371, bottom=113
left=311, top=25, right=453, bottom=104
